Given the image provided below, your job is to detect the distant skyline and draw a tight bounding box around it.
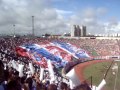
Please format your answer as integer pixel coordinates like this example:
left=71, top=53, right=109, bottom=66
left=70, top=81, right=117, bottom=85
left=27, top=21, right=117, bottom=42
left=0, top=0, right=120, bottom=35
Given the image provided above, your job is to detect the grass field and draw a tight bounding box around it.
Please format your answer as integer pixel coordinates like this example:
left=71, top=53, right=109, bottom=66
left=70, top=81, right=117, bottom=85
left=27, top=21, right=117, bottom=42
left=83, top=61, right=120, bottom=90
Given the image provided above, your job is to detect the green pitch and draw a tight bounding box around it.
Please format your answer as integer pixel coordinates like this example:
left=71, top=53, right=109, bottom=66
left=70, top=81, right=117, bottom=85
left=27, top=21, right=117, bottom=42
left=83, top=61, right=120, bottom=90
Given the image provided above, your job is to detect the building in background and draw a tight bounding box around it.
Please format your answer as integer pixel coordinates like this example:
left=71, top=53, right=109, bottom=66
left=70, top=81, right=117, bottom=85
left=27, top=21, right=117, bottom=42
left=71, top=25, right=87, bottom=37
left=82, top=25, right=87, bottom=37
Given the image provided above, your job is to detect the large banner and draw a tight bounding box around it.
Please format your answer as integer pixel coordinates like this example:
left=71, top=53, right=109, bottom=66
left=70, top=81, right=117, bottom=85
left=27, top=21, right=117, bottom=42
left=16, top=41, right=90, bottom=68
left=52, top=41, right=90, bottom=58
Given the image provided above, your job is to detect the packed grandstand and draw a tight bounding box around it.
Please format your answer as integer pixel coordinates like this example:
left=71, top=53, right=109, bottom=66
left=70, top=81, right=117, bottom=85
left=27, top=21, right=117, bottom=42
left=0, top=36, right=120, bottom=90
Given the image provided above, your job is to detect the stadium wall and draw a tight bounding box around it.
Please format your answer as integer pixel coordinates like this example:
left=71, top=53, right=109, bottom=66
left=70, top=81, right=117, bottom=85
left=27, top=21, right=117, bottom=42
left=59, top=36, right=120, bottom=40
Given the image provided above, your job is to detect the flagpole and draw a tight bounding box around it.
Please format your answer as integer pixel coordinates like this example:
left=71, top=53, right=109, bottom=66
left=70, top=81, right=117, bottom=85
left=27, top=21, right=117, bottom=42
left=91, top=76, right=92, bottom=88
left=104, top=60, right=114, bottom=79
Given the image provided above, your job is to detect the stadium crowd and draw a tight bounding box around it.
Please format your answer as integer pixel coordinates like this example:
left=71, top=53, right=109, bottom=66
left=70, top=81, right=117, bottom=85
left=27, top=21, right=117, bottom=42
left=0, top=36, right=120, bottom=90
left=55, top=38, right=120, bottom=56
left=0, top=37, right=92, bottom=90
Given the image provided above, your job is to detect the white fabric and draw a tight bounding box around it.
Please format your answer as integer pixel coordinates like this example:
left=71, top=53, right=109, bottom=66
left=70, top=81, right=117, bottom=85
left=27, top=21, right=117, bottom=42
left=18, top=64, right=24, bottom=77
left=29, top=63, right=35, bottom=75
left=12, top=60, right=18, bottom=70
left=47, top=60, right=55, bottom=83
left=96, top=79, right=106, bottom=90
left=66, top=68, right=80, bottom=88
left=69, top=80, right=74, bottom=89
left=39, top=68, right=44, bottom=81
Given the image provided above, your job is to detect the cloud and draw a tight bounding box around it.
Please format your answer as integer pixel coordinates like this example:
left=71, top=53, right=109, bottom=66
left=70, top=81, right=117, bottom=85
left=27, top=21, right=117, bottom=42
left=69, top=7, right=109, bottom=34
left=104, top=20, right=120, bottom=34
left=0, top=0, right=119, bottom=36
left=0, top=0, right=68, bottom=35
left=82, top=8, right=96, bottom=18
left=55, top=9, right=73, bottom=15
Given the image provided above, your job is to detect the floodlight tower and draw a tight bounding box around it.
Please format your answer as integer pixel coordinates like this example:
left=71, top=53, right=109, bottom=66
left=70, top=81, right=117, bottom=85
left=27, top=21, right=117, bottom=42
left=32, top=16, right=35, bottom=36
left=13, top=24, right=15, bottom=37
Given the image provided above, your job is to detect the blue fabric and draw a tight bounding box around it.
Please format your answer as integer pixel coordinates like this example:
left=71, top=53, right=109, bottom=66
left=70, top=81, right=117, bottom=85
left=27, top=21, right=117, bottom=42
left=52, top=41, right=90, bottom=58
left=22, top=44, right=67, bottom=68
left=20, top=41, right=90, bottom=68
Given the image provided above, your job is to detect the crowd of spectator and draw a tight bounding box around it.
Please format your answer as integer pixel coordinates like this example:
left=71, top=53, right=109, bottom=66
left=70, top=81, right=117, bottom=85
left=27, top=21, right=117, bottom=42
left=53, top=38, right=120, bottom=56
left=0, top=36, right=92, bottom=90
left=0, top=36, right=120, bottom=90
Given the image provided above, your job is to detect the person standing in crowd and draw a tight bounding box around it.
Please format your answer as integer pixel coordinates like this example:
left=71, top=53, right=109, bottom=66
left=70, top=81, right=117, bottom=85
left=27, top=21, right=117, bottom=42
left=0, top=60, right=6, bottom=90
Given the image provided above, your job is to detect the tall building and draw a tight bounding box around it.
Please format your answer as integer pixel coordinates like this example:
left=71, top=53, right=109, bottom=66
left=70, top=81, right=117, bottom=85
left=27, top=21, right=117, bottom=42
left=71, top=25, right=75, bottom=37
left=74, top=25, right=78, bottom=36
left=81, top=25, right=87, bottom=37
left=76, top=25, right=81, bottom=36
left=71, top=25, right=87, bottom=37
left=71, top=25, right=80, bottom=37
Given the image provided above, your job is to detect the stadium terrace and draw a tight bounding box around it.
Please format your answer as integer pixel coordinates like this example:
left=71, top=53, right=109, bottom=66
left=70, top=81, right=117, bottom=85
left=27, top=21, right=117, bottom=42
left=0, top=36, right=120, bottom=90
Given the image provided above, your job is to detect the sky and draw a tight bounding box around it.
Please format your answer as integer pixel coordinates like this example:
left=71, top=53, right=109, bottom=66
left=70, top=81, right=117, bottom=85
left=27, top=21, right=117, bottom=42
left=0, top=0, right=120, bottom=35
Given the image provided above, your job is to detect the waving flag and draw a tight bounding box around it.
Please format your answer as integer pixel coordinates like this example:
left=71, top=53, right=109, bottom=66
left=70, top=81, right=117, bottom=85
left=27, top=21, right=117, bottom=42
left=45, top=45, right=72, bottom=61
left=16, top=41, right=90, bottom=68
left=52, top=41, right=90, bottom=58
